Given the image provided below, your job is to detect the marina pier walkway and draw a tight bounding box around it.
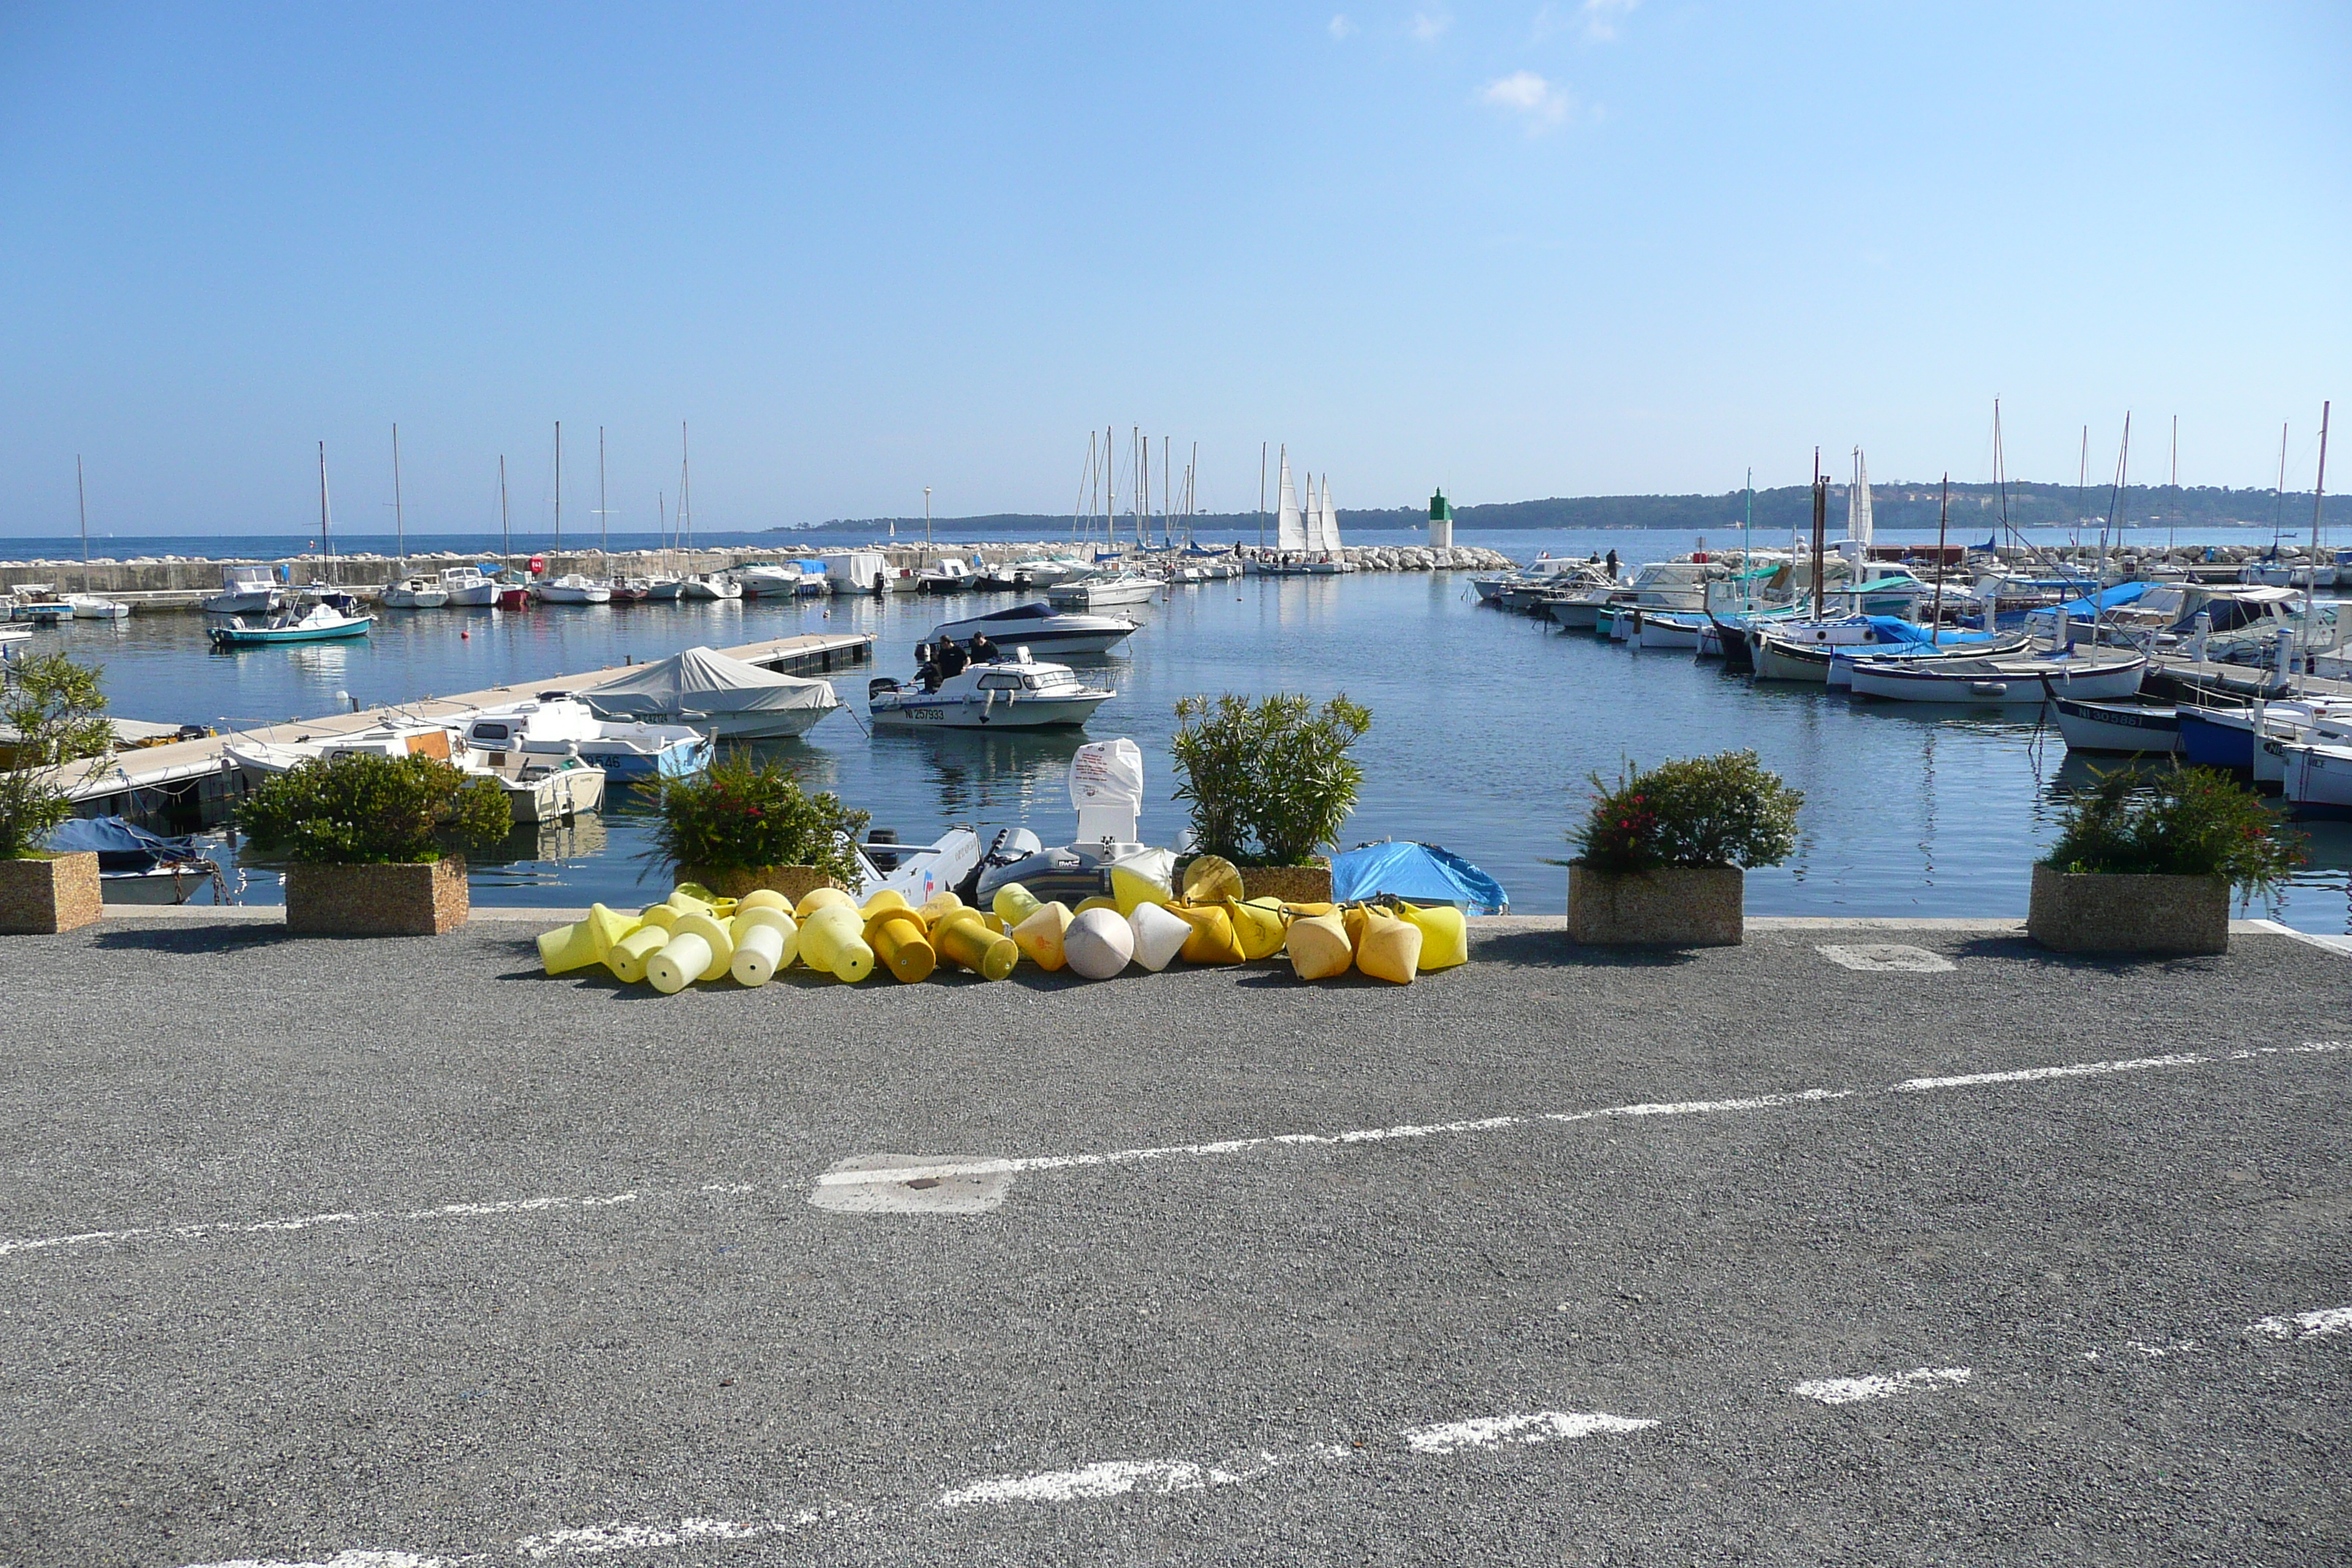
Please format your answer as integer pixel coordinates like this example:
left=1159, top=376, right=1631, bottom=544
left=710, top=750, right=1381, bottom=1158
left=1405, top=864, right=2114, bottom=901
left=1, top=916, right=2345, bottom=1566
left=55, top=629, right=872, bottom=817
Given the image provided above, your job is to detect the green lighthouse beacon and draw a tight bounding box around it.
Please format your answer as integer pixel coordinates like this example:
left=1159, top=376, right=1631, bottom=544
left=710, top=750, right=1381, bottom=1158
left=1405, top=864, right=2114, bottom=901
left=1428, top=487, right=1455, bottom=549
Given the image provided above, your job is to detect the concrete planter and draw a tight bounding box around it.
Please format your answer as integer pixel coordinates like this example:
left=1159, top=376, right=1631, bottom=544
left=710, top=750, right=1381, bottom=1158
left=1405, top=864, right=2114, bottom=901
left=683, top=864, right=845, bottom=905
left=0, top=851, right=103, bottom=935
left=1567, top=863, right=1744, bottom=946
left=1240, top=859, right=1333, bottom=905
left=285, top=859, right=469, bottom=936
left=2027, top=864, right=2228, bottom=956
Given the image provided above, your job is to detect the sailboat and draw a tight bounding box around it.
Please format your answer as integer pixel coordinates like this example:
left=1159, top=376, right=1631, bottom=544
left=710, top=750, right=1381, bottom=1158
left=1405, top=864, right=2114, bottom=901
left=381, top=425, right=449, bottom=608
left=539, top=423, right=612, bottom=604
left=65, top=456, right=129, bottom=618
left=673, top=425, right=741, bottom=601
left=1302, top=472, right=1352, bottom=573
left=1844, top=448, right=1874, bottom=549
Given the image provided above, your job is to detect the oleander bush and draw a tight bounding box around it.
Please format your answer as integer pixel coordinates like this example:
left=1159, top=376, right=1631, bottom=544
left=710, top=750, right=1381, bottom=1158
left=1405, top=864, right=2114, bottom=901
left=240, top=753, right=510, bottom=864
left=1172, top=693, right=1371, bottom=867
left=1572, top=750, right=1803, bottom=872
left=2043, top=764, right=2302, bottom=893
left=647, top=750, right=868, bottom=881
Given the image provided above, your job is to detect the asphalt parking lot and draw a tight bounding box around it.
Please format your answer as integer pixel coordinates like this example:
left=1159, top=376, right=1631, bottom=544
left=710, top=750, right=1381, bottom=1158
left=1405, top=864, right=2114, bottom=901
left=1, top=916, right=2346, bottom=1567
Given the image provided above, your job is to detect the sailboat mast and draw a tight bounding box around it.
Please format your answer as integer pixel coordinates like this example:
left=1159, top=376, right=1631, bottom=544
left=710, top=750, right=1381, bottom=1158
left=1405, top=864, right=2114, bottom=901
left=1932, top=474, right=1949, bottom=631
left=1161, top=436, right=1170, bottom=553
left=1188, top=440, right=1199, bottom=548
left=2168, top=414, right=2179, bottom=556
left=76, top=455, right=89, bottom=592
left=1134, top=426, right=1145, bottom=552
left=598, top=425, right=608, bottom=563
left=318, top=440, right=333, bottom=567
left=1741, top=467, right=1752, bottom=611
left=679, top=421, right=691, bottom=552
left=2307, top=400, right=2330, bottom=657
left=1104, top=424, right=1115, bottom=553
left=1810, top=448, right=1825, bottom=619
left=391, top=423, right=405, bottom=575
left=499, top=456, right=510, bottom=558
left=554, top=421, right=563, bottom=556
left=1259, top=441, right=1267, bottom=551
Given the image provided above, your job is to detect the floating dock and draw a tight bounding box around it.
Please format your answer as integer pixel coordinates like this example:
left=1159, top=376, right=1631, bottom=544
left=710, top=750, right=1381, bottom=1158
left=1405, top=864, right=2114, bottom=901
left=59, top=630, right=874, bottom=823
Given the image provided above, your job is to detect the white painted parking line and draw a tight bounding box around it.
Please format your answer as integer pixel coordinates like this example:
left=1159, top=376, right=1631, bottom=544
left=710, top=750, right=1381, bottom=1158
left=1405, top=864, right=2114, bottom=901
left=813, top=1043, right=2347, bottom=1197
left=1789, top=1368, right=1972, bottom=1405
left=1400, top=1410, right=1658, bottom=1453
left=1818, top=943, right=1957, bottom=973
left=0, top=1191, right=637, bottom=1264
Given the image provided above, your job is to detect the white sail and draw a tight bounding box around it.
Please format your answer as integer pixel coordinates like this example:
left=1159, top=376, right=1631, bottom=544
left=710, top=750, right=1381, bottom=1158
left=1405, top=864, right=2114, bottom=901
left=1319, top=476, right=1342, bottom=552
left=1849, top=448, right=1874, bottom=545
left=1302, top=474, right=1322, bottom=552
left=1275, top=452, right=1307, bottom=551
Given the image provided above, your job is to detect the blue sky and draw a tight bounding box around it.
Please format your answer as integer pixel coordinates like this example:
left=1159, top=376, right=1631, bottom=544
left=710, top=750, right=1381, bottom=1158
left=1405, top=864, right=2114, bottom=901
left=0, top=2, right=2344, bottom=536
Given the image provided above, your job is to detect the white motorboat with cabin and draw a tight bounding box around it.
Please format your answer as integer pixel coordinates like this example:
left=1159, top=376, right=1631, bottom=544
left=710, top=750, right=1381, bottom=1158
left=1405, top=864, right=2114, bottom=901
left=584, top=645, right=840, bottom=739
left=679, top=572, right=742, bottom=600
left=734, top=562, right=805, bottom=597
left=440, top=565, right=500, bottom=606
left=916, top=557, right=980, bottom=594
left=868, top=648, right=1115, bottom=729
left=1045, top=572, right=1159, bottom=610
left=538, top=573, right=614, bottom=605
left=381, top=574, right=449, bottom=608
left=204, top=565, right=282, bottom=616
left=929, top=601, right=1140, bottom=658
left=227, top=723, right=606, bottom=823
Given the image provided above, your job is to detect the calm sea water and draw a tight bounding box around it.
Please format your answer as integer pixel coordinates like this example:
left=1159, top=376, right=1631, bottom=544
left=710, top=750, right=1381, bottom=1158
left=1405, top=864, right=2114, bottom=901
left=22, top=526, right=2351, bottom=933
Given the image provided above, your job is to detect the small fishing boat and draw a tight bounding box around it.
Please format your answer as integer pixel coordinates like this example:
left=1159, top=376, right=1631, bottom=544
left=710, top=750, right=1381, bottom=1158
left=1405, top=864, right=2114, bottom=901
left=440, top=565, right=500, bottom=607
left=203, top=565, right=282, bottom=616
left=2178, top=704, right=2258, bottom=771
left=929, top=601, right=1141, bottom=657
left=869, top=649, right=1114, bottom=729
left=1845, top=649, right=2146, bottom=704
left=458, top=748, right=607, bottom=823
left=457, top=696, right=712, bottom=781
left=44, top=816, right=225, bottom=905
left=585, top=645, right=839, bottom=739
left=381, top=575, right=450, bottom=608
left=2048, top=696, right=2183, bottom=755
left=2281, top=739, right=2352, bottom=818
left=207, top=603, right=373, bottom=647
left=65, top=595, right=130, bottom=619
left=641, top=576, right=685, bottom=601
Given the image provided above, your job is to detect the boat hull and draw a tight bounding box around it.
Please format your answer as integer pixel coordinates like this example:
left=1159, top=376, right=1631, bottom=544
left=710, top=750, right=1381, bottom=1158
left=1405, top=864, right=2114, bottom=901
left=2050, top=697, right=2183, bottom=754
left=445, top=584, right=500, bottom=607
left=208, top=617, right=374, bottom=647
left=2176, top=708, right=2256, bottom=771
left=1636, top=616, right=1705, bottom=650
left=2283, top=742, right=2352, bottom=818
left=1847, top=655, right=2146, bottom=705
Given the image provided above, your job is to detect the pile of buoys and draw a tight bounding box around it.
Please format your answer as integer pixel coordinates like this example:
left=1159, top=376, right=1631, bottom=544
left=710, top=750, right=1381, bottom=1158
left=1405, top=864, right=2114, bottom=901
left=537, top=881, right=1023, bottom=991
left=537, top=859, right=1474, bottom=990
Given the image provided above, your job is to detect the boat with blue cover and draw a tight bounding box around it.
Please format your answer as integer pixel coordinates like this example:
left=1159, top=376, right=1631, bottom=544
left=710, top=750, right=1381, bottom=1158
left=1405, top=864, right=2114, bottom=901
left=1330, top=841, right=1508, bottom=914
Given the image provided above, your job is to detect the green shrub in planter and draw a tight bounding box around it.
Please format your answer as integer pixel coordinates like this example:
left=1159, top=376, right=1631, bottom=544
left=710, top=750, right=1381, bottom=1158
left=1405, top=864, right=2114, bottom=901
left=647, top=750, right=868, bottom=886
left=2042, top=764, right=2302, bottom=892
left=1170, top=693, right=1370, bottom=867
left=0, top=652, right=115, bottom=860
left=1571, top=750, right=1803, bottom=872
left=240, top=753, right=512, bottom=863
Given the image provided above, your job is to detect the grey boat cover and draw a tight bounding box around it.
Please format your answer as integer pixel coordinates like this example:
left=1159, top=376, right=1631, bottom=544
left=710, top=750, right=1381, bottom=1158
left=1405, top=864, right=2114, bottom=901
left=584, top=646, right=837, bottom=725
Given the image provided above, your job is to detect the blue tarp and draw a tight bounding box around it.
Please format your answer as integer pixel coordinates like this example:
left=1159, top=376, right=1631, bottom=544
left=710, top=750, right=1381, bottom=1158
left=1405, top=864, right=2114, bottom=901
left=1330, top=841, right=1509, bottom=915
left=2048, top=581, right=2155, bottom=619
left=44, top=815, right=202, bottom=869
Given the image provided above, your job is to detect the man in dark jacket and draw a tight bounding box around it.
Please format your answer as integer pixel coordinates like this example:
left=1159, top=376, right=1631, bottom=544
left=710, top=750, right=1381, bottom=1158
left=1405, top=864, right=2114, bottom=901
left=968, top=632, right=998, bottom=664
left=938, top=637, right=969, bottom=679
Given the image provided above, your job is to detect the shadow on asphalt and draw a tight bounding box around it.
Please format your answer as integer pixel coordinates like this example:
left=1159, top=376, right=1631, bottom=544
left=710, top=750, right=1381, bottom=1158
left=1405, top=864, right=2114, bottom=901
left=1950, top=934, right=2232, bottom=973
left=1475, top=929, right=1702, bottom=969
left=91, top=924, right=295, bottom=953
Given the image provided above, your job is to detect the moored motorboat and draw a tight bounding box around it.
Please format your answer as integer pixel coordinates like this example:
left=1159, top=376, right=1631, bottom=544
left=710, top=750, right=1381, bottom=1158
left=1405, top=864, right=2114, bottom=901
left=457, top=696, right=712, bottom=781
left=1845, top=649, right=2146, bottom=704
left=734, top=562, right=805, bottom=597
left=2049, top=696, right=2183, bottom=755
left=2280, top=739, right=2352, bottom=818
left=66, top=595, right=130, bottom=619
left=929, top=601, right=1140, bottom=658
left=679, top=572, right=742, bottom=601
left=538, top=573, right=614, bottom=605
left=584, top=645, right=839, bottom=738
left=1045, top=573, right=1160, bottom=610
left=440, top=565, right=500, bottom=606
left=44, top=815, right=225, bottom=905
left=203, top=565, right=282, bottom=616
left=381, top=575, right=450, bottom=608
left=206, top=603, right=373, bottom=647
left=869, top=649, right=1114, bottom=729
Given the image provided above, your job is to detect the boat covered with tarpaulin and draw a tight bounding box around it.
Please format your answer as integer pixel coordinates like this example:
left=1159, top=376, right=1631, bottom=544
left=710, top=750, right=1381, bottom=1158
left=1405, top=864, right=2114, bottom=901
left=1330, top=841, right=1508, bottom=914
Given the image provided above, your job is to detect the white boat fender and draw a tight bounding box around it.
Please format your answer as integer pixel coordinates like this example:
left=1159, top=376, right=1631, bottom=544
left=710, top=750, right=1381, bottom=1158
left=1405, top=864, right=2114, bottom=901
left=1970, top=680, right=2009, bottom=697
left=1127, top=902, right=1191, bottom=972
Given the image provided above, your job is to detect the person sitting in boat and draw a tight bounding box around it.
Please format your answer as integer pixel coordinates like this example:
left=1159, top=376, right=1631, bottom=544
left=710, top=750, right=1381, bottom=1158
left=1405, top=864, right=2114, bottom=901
left=937, top=637, right=970, bottom=680
left=967, top=632, right=998, bottom=665
left=913, top=642, right=943, bottom=693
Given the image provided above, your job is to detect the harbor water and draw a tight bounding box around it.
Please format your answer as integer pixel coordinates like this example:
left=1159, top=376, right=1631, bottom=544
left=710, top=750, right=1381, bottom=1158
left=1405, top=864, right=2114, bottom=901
left=17, top=526, right=2351, bottom=933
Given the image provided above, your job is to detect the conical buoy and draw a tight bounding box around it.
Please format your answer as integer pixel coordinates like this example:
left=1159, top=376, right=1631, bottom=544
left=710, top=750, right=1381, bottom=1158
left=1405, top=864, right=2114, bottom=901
left=1064, top=907, right=1134, bottom=980
left=1166, top=902, right=1245, bottom=965
left=1127, top=902, right=1192, bottom=972
left=1110, top=864, right=1173, bottom=918
left=1352, top=908, right=1423, bottom=984
left=1396, top=901, right=1469, bottom=970
left=1285, top=910, right=1354, bottom=981
left=1011, top=901, right=1073, bottom=971
left=992, top=881, right=1042, bottom=928
left=1224, top=897, right=1289, bottom=961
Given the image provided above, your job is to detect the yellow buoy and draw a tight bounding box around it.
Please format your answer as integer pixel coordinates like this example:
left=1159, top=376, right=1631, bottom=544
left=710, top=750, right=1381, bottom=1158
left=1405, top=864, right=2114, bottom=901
left=648, top=910, right=734, bottom=994
left=637, top=902, right=680, bottom=932
left=729, top=907, right=799, bottom=987
left=1109, top=864, right=1173, bottom=918
left=1352, top=907, right=1424, bottom=984
left=794, top=884, right=856, bottom=919
left=1224, top=897, right=1290, bottom=961
left=1180, top=854, right=1245, bottom=904
left=1166, top=901, right=1245, bottom=965
left=1396, top=901, right=1469, bottom=970
left=682, top=911, right=736, bottom=983
left=936, top=914, right=1019, bottom=980
left=606, top=924, right=668, bottom=984
left=665, top=889, right=716, bottom=919
left=864, top=906, right=936, bottom=984
left=916, top=890, right=966, bottom=931
left=1286, top=909, right=1354, bottom=981
left=1072, top=894, right=1118, bottom=916
left=738, top=889, right=791, bottom=913
left=1011, top=901, right=1073, bottom=971
left=798, top=903, right=875, bottom=982
left=861, top=888, right=911, bottom=918
left=537, top=902, right=636, bottom=975
left=991, top=881, right=1041, bottom=928
left=671, top=881, right=720, bottom=905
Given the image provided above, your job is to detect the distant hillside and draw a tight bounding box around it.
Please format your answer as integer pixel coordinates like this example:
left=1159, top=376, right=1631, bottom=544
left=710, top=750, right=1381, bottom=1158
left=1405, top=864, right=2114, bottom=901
left=780, top=483, right=2348, bottom=537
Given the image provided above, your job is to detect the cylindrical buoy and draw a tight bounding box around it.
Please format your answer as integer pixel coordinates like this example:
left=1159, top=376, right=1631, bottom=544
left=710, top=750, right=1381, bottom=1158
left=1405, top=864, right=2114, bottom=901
left=1011, top=901, right=1073, bottom=970
left=606, top=924, right=668, bottom=984
left=672, top=911, right=736, bottom=983
left=865, top=906, right=936, bottom=984
left=729, top=907, right=799, bottom=987
left=739, top=889, right=791, bottom=913
left=799, top=904, right=875, bottom=982
left=647, top=930, right=714, bottom=994
left=991, top=881, right=1041, bottom=928
left=917, top=890, right=965, bottom=931
left=1127, top=901, right=1192, bottom=972
left=794, top=884, right=855, bottom=920
left=935, top=911, right=1019, bottom=979
left=637, top=902, right=681, bottom=932
left=1286, top=909, right=1354, bottom=981
left=1064, top=906, right=1134, bottom=980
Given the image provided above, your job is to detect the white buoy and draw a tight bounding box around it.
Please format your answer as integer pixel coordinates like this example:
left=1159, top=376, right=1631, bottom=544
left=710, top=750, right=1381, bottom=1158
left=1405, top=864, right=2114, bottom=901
left=1063, top=907, right=1134, bottom=980
left=1127, top=902, right=1191, bottom=972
